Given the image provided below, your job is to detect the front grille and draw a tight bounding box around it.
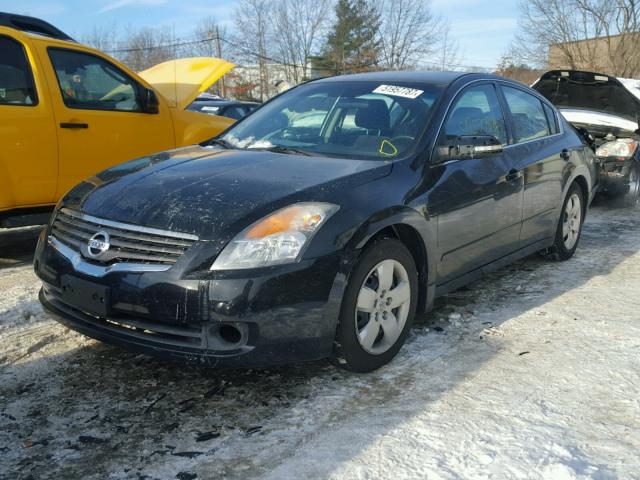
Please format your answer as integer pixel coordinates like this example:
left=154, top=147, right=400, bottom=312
left=51, top=208, right=198, bottom=265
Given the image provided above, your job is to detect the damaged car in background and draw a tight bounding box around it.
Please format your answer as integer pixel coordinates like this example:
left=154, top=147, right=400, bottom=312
left=35, top=72, right=597, bottom=372
left=533, top=70, right=640, bottom=206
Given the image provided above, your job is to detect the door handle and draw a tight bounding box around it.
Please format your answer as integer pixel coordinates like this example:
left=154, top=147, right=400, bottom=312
left=60, top=122, right=89, bottom=129
left=505, top=169, right=522, bottom=183
left=560, top=149, right=570, bottom=160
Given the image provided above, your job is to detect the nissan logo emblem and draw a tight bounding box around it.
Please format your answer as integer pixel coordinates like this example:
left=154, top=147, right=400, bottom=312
left=87, top=231, right=111, bottom=259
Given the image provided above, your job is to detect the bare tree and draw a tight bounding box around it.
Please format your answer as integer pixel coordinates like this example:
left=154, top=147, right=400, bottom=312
left=377, top=0, right=443, bottom=70
left=233, top=0, right=273, bottom=101
left=273, top=0, right=331, bottom=83
left=179, top=17, right=229, bottom=60
left=495, top=49, right=545, bottom=84
left=434, top=23, right=462, bottom=71
left=119, top=27, right=173, bottom=71
left=81, top=24, right=120, bottom=54
left=512, top=0, right=640, bottom=77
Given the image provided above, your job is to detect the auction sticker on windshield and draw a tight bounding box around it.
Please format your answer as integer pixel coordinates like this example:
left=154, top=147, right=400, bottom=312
left=373, top=85, right=424, bottom=99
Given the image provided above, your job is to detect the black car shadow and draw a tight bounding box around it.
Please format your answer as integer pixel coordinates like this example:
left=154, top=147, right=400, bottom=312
left=0, top=226, right=42, bottom=269
left=0, top=201, right=637, bottom=479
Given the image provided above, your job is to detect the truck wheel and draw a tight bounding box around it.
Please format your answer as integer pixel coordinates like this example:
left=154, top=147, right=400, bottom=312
left=332, top=238, right=418, bottom=373
left=551, top=183, right=585, bottom=261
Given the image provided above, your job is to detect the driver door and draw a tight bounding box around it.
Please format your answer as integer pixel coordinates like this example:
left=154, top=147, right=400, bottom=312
left=36, top=44, right=174, bottom=197
left=429, top=83, right=524, bottom=284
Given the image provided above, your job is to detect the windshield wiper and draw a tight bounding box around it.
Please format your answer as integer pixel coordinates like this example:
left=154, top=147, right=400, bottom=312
left=260, top=145, right=316, bottom=156
left=207, top=138, right=235, bottom=149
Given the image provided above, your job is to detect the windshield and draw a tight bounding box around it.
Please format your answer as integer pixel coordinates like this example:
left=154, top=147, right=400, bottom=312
left=219, top=81, right=443, bottom=160
left=534, top=74, right=640, bottom=122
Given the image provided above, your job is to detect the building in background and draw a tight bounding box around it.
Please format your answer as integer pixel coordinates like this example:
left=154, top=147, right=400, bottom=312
left=548, top=33, right=640, bottom=77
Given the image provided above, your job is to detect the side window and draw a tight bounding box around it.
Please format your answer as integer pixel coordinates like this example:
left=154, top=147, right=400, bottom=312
left=0, top=36, right=37, bottom=106
left=543, top=103, right=559, bottom=134
left=442, top=84, right=507, bottom=144
left=502, top=86, right=551, bottom=142
left=48, top=48, right=141, bottom=112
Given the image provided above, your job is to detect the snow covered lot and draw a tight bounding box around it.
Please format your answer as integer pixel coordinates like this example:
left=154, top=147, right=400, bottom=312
left=1, top=202, right=639, bottom=480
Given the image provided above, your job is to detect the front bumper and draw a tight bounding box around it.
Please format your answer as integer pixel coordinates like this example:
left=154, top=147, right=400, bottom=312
left=35, top=231, right=348, bottom=367
left=597, top=159, right=636, bottom=192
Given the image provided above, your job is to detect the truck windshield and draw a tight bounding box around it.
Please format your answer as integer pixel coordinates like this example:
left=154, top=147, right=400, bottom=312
left=219, top=81, right=443, bottom=160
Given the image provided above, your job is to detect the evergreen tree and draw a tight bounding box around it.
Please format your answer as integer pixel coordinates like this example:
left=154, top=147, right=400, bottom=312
left=320, top=0, right=381, bottom=75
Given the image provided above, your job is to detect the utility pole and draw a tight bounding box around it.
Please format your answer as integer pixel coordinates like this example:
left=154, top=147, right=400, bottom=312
left=215, top=26, right=227, bottom=98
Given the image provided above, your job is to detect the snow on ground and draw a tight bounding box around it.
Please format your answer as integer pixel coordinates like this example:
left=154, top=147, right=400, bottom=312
left=1, top=203, right=639, bottom=480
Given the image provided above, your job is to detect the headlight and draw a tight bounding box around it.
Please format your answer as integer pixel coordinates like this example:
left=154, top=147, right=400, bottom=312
left=596, top=138, right=638, bottom=160
left=210, top=202, right=339, bottom=270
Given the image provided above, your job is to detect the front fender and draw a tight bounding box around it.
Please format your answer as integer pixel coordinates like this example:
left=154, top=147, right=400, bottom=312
left=170, top=108, right=235, bottom=147
left=345, top=205, right=437, bottom=312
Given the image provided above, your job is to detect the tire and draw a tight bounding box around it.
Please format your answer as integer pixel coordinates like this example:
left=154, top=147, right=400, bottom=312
left=551, top=183, right=585, bottom=261
left=622, top=164, right=640, bottom=207
left=332, top=238, right=418, bottom=373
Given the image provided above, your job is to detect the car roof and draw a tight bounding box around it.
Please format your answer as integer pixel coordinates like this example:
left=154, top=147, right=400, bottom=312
left=312, top=71, right=502, bottom=86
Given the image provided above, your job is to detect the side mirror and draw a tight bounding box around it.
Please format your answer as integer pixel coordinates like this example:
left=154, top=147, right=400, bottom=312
left=141, top=88, right=159, bottom=114
left=435, top=135, right=503, bottom=161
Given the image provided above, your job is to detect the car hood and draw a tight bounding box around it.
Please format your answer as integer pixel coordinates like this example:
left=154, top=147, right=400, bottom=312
left=138, top=57, right=235, bottom=110
left=64, top=147, right=392, bottom=239
left=532, top=70, right=640, bottom=133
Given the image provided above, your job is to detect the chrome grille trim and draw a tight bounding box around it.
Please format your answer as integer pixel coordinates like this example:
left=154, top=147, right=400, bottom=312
left=58, top=208, right=198, bottom=240
left=48, top=236, right=173, bottom=276
left=50, top=208, right=198, bottom=268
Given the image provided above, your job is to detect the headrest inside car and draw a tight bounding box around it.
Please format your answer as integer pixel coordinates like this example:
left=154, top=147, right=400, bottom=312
left=355, top=99, right=390, bottom=131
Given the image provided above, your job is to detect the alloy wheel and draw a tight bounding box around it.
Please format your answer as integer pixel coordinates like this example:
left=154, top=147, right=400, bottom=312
left=355, top=259, right=411, bottom=355
left=562, top=192, right=582, bottom=250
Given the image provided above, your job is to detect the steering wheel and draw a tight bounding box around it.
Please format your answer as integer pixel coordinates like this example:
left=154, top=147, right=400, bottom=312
left=390, top=135, right=415, bottom=143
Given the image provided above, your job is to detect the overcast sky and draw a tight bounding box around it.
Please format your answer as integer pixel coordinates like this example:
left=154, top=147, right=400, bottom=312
left=3, top=0, right=520, bottom=70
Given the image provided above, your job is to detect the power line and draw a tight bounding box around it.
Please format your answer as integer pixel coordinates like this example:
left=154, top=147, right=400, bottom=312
left=103, top=33, right=495, bottom=73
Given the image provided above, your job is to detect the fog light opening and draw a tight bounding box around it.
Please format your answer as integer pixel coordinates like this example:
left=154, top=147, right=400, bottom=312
left=219, top=324, right=242, bottom=345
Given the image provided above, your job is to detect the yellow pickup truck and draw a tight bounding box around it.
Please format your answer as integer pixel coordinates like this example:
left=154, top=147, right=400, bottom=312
left=0, top=13, right=235, bottom=227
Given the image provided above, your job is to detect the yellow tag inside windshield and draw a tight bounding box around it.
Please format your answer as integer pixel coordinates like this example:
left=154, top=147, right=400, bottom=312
left=379, top=140, right=398, bottom=157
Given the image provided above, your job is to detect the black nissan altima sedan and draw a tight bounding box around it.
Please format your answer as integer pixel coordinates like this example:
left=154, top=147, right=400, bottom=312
left=35, top=71, right=598, bottom=372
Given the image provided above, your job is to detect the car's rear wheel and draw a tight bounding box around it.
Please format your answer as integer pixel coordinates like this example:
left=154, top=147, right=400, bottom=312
left=552, top=183, right=585, bottom=261
left=332, top=238, right=418, bottom=372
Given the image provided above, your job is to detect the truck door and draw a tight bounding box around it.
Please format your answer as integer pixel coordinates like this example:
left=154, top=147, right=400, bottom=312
left=35, top=43, right=174, bottom=198
left=0, top=33, right=58, bottom=210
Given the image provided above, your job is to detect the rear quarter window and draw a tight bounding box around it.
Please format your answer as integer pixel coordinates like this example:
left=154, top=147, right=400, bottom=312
left=543, top=103, right=559, bottom=134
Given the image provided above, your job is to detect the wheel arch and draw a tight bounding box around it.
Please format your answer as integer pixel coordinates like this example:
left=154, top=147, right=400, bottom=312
left=572, top=174, right=589, bottom=208
left=347, top=207, right=436, bottom=313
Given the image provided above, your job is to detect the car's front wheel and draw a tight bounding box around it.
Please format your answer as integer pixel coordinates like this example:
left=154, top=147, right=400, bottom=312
left=332, top=238, right=418, bottom=372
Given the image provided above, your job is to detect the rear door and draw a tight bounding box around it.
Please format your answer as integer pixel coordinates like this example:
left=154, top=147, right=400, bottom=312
left=36, top=43, right=175, bottom=197
left=498, top=84, right=566, bottom=245
left=430, top=82, right=524, bottom=283
left=0, top=33, right=58, bottom=210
